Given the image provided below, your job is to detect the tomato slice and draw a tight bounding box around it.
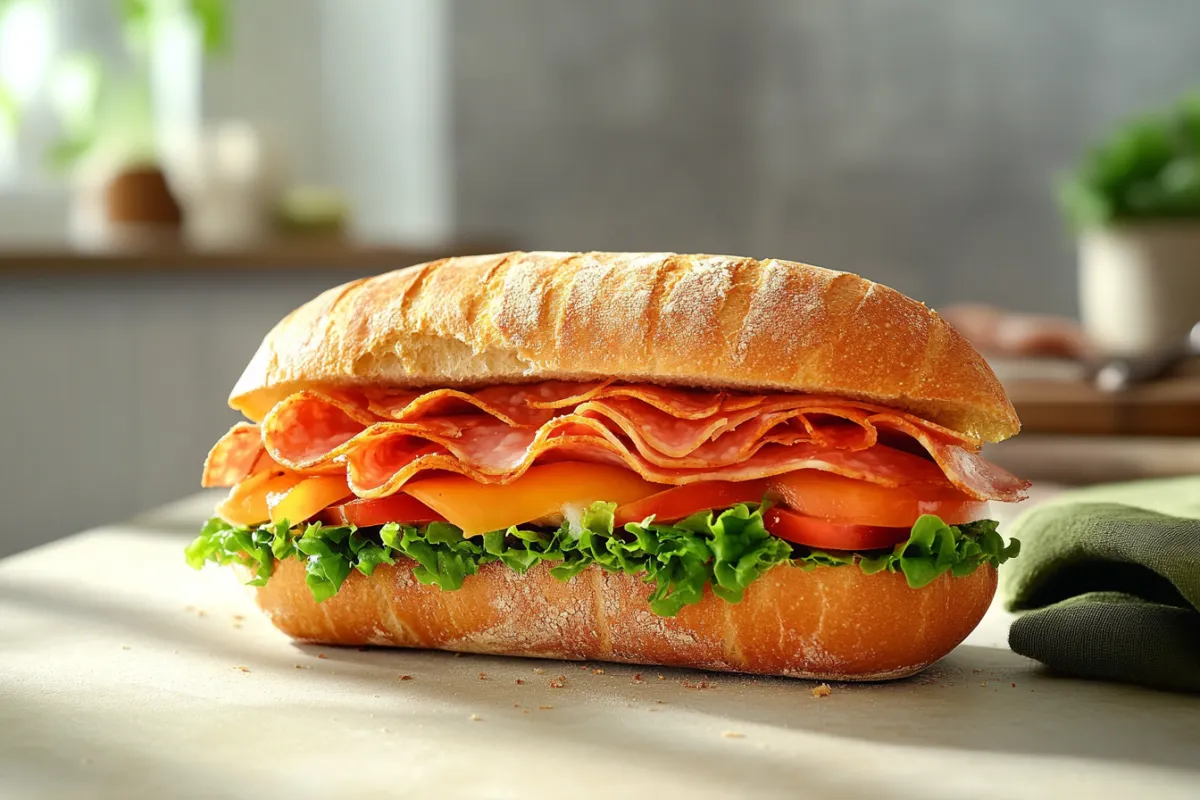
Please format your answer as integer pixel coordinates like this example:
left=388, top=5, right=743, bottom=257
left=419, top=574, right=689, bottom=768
left=324, top=494, right=446, bottom=528
left=764, top=507, right=910, bottom=551
left=613, top=480, right=767, bottom=526
left=268, top=475, right=353, bottom=525
left=766, top=471, right=987, bottom=528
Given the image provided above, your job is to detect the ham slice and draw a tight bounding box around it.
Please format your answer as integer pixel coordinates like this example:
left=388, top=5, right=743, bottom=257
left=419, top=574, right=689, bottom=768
left=208, top=381, right=1029, bottom=505
left=345, top=425, right=948, bottom=500
left=364, top=382, right=611, bottom=427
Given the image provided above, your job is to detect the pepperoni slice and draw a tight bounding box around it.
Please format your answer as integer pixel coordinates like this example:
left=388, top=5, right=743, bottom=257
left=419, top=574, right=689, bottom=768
left=202, top=423, right=267, bottom=488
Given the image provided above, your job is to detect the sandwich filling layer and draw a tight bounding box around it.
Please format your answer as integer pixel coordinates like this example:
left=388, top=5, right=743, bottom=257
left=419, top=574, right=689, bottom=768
left=191, top=381, right=1027, bottom=616
left=187, top=502, right=1018, bottom=617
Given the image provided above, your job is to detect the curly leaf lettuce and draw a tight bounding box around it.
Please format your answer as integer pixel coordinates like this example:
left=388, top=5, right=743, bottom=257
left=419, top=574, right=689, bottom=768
left=186, top=503, right=1019, bottom=617
left=847, top=516, right=1018, bottom=589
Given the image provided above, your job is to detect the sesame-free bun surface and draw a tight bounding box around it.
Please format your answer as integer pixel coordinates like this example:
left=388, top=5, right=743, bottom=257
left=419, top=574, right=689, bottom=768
left=253, top=559, right=997, bottom=680
left=229, top=252, right=1019, bottom=442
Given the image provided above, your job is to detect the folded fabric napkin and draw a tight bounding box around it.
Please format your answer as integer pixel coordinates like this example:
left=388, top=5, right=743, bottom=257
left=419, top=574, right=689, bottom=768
left=1002, top=476, right=1200, bottom=693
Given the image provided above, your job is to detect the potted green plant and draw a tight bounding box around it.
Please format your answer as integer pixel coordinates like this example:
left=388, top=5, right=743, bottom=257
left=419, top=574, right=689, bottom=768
left=1060, top=93, right=1200, bottom=356
left=0, top=0, right=228, bottom=249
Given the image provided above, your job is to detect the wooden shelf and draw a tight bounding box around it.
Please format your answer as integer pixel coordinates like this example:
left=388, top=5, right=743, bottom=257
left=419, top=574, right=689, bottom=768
left=0, top=239, right=513, bottom=275
left=988, top=355, right=1200, bottom=437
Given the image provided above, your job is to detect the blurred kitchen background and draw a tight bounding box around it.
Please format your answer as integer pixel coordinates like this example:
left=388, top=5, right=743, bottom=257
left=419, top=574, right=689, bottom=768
left=2, top=0, right=1199, bottom=557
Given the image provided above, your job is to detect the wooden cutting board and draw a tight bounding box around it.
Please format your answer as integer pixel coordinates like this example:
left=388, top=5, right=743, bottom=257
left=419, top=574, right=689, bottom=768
left=990, top=357, right=1200, bottom=436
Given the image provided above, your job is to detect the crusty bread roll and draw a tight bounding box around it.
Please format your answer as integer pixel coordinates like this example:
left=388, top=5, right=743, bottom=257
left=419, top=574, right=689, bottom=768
left=229, top=252, right=1018, bottom=443
left=254, top=559, right=997, bottom=680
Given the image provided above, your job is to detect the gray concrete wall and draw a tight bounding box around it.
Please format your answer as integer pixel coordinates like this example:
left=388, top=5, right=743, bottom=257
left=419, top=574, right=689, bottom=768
left=452, top=0, right=1200, bottom=315
left=0, top=271, right=361, bottom=557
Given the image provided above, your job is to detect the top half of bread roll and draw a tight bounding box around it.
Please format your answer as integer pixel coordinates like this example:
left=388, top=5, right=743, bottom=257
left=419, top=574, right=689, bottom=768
left=229, top=251, right=1019, bottom=444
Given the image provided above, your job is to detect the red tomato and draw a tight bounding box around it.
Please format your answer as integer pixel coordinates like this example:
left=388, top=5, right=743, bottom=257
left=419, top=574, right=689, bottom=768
left=324, top=494, right=446, bottom=528
left=613, top=481, right=768, bottom=526
left=766, top=471, right=986, bottom=528
left=763, top=507, right=910, bottom=551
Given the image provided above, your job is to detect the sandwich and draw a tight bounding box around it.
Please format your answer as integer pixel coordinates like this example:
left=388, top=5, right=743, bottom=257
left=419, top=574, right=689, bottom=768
left=187, top=251, right=1028, bottom=680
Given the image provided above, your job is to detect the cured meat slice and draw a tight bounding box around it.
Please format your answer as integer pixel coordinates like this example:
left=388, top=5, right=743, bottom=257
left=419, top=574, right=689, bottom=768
left=202, top=423, right=266, bottom=488
left=235, top=381, right=1027, bottom=506
left=364, top=382, right=610, bottom=427
left=262, top=391, right=371, bottom=469
left=869, top=414, right=1028, bottom=501
left=344, top=411, right=952, bottom=499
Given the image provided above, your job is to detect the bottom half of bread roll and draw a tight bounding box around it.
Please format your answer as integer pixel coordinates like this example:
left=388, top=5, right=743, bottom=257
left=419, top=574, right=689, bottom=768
left=253, top=559, right=996, bottom=680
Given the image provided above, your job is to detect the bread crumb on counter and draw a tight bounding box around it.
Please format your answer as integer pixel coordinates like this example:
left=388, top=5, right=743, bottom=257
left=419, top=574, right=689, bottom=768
left=469, top=714, right=482, bottom=722
left=316, top=653, right=327, bottom=660
left=294, top=665, right=311, bottom=670
left=478, top=672, right=490, bottom=681
left=722, top=731, right=745, bottom=739
left=549, top=675, right=566, bottom=688
left=233, top=666, right=250, bottom=674
left=515, top=678, right=526, bottom=685
left=538, top=705, right=554, bottom=710
left=399, top=674, right=413, bottom=681
left=534, top=668, right=546, bottom=675
left=592, top=668, right=606, bottom=674
left=811, top=683, right=832, bottom=698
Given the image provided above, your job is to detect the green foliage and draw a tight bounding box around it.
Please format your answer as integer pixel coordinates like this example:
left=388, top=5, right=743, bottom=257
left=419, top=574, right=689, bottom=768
left=37, top=0, right=231, bottom=170
left=1060, top=92, right=1200, bottom=228
left=0, top=83, right=16, bottom=132
left=118, top=0, right=229, bottom=57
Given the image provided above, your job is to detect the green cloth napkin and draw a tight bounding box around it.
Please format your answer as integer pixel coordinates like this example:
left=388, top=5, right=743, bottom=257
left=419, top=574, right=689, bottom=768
left=1002, top=476, right=1200, bottom=693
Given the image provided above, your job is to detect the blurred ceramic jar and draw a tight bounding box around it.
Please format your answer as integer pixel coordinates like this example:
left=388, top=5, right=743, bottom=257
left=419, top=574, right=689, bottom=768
left=1079, top=225, right=1200, bottom=356
left=165, top=121, right=283, bottom=250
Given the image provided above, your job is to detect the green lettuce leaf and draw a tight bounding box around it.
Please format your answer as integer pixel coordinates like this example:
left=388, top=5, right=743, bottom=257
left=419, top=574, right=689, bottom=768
left=186, top=504, right=1019, bottom=616
left=791, top=516, right=1021, bottom=589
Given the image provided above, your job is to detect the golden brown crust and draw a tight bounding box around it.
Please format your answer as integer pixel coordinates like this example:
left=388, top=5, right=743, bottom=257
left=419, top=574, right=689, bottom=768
left=253, top=560, right=997, bottom=680
left=229, top=252, right=1020, bottom=443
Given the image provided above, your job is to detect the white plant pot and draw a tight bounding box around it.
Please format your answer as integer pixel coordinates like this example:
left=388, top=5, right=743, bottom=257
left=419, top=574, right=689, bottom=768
left=164, top=121, right=282, bottom=251
left=1079, top=224, right=1200, bottom=356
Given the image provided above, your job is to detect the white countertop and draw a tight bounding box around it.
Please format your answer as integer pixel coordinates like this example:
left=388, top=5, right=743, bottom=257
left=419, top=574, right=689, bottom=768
left=2, top=491, right=1198, bottom=799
